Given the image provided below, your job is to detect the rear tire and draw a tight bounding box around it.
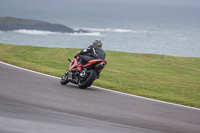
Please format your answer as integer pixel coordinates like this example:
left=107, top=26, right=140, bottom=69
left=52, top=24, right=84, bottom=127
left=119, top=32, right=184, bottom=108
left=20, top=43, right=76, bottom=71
left=60, top=71, right=69, bottom=85
left=78, top=69, right=97, bottom=89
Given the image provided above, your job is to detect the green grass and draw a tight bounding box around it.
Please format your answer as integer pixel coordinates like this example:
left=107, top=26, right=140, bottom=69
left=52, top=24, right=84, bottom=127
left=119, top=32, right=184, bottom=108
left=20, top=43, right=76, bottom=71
left=1, top=43, right=200, bottom=108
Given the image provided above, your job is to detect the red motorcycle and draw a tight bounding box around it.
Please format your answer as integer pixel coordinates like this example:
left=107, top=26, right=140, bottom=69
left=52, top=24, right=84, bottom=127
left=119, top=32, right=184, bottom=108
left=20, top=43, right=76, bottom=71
left=60, top=55, right=107, bottom=89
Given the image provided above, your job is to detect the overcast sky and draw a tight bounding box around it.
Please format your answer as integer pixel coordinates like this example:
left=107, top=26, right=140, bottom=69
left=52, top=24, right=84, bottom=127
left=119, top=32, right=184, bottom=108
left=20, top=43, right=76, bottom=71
left=1, top=0, right=200, bottom=7
left=68, top=0, right=200, bottom=7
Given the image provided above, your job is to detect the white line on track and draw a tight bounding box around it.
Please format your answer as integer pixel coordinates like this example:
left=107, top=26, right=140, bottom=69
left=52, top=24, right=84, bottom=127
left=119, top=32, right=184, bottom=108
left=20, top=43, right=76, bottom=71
left=1, top=61, right=200, bottom=111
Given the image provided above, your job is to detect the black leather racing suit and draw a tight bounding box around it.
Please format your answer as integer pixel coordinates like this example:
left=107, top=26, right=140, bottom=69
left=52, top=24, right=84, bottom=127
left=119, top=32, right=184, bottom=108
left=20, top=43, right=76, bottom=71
left=78, top=45, right=106, bottom=65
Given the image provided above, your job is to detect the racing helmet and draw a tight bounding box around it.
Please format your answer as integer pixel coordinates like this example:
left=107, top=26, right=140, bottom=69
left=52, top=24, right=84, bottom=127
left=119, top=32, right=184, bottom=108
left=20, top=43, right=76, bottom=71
left=93, top=40, right=102, bottom=47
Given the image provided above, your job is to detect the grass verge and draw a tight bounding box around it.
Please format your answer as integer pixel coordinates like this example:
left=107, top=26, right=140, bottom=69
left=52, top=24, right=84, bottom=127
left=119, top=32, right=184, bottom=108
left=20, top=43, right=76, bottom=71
left=1, top=43, right=200, bottom=108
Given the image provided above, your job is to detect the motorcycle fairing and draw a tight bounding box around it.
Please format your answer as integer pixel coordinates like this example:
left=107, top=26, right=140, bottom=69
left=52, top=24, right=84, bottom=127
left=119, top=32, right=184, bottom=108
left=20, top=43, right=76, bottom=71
left=68, top=57, right=79, bottom=72
left=83, top=59, right=107, bottom=68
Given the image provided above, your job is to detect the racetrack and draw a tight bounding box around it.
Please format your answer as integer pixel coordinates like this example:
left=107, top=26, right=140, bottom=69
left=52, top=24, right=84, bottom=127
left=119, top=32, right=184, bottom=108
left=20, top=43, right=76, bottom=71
left=0, top=61, right=200, bottom=133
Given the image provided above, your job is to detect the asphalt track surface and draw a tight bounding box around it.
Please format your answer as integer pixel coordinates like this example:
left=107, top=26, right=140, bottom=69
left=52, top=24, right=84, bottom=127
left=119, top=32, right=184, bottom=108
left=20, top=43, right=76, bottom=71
left=0, top=61, right=200, bottom=133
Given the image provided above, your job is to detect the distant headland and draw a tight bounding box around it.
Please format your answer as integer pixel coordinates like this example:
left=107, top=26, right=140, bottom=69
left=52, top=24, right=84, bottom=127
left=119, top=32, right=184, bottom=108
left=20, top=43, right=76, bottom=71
left=0, top=17, right=88, bottom=33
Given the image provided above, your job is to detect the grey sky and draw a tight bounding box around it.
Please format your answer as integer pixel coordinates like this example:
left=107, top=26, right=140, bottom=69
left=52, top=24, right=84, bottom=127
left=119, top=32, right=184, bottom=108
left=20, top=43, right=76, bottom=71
left=70, top=0, right=200, bottom=7
left=1, top=0, right=200, bottom=7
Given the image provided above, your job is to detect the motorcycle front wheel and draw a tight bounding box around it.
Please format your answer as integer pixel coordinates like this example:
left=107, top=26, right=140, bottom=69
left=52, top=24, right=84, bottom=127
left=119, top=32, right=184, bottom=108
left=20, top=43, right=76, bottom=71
left=60, top=70, right=69, bottom=85
left=78, top=69, right=97, bottom=89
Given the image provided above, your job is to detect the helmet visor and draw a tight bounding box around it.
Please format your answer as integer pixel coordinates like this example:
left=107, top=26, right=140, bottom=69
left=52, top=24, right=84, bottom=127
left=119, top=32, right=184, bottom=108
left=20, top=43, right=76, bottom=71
left=93, top=40, right=102, bottom=47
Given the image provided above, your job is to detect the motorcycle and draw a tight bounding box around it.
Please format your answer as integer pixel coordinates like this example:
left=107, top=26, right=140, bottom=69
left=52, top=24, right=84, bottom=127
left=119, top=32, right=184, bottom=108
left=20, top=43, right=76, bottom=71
left=60, top=55, right=107, bottom=89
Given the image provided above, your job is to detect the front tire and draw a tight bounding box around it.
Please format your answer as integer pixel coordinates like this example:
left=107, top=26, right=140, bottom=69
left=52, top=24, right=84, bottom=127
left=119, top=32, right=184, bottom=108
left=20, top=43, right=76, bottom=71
left=60, top=71, right=69, bottom=85
left=78, top=69, right=97, bottom=89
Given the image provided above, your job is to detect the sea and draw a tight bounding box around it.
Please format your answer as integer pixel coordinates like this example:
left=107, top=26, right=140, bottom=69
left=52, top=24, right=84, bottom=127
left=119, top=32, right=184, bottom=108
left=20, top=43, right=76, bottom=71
left=0, top=0, right=200, bottom=57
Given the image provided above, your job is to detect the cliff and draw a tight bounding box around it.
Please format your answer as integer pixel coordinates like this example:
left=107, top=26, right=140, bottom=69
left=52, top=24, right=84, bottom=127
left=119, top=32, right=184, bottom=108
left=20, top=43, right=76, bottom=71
left=0, top=17, right=88, bottom=33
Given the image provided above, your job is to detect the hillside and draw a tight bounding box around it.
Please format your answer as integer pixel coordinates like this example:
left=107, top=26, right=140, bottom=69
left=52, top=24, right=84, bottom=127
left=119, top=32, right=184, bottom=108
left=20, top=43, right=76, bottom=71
left=0, top=17, right=88, bottom=33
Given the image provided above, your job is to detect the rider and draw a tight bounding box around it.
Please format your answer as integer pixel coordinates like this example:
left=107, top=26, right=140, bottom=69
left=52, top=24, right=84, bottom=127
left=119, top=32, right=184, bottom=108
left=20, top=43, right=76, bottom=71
left=76, top=40, right=106, bottom=71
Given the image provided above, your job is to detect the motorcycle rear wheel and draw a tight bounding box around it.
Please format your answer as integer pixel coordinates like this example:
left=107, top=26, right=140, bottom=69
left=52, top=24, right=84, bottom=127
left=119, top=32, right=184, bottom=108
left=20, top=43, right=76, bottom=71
left=60, top=70, right=69, bottom=85
left=78, top=69, right=97, bottom=89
